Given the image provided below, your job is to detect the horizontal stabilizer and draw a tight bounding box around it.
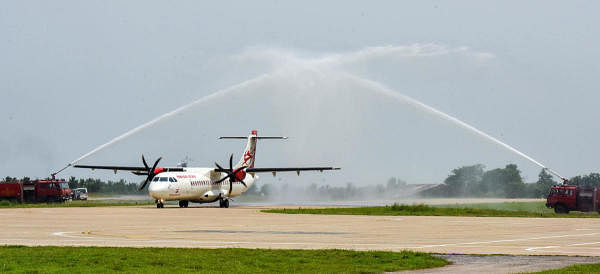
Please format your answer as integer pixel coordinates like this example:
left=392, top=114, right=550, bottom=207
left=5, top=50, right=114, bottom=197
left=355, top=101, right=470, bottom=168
left=219, top=136, right=288, bottom=140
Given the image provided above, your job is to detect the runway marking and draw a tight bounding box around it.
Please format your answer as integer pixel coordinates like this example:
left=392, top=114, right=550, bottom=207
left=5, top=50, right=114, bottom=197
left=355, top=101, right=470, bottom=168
left=47, top=225, right=600, bottom=256
left=570, top=242, right=600, bottom=246
left=525, top=246, right=559, bottom=251
left=446, top=220, right=526, bottom=225
left=53, top=232, right=86, bottom=238
left=415, top=232, right=600, bottom=248
left=173, top=229, right=349, bottom=235
left=22, top=234, right=600, bottom=256
left=48, top=233, right=385, bottom=247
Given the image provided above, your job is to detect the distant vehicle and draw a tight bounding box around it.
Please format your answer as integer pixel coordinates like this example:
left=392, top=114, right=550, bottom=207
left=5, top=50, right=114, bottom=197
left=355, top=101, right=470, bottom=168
left=72, top=188, right=88, bottom=200
left=75, top=130, right=340, bottom=208
left=546, top=184, right=600, bottom=214
left=0, top=179, right=71, bottom=203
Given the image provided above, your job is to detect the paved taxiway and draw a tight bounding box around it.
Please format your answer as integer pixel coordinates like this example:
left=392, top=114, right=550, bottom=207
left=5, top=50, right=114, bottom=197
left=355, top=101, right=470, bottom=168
left=2, top=206, right=600, bottom=256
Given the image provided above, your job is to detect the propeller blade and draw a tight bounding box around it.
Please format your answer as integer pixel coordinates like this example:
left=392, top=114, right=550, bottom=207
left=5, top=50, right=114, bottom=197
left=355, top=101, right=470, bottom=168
left=215, top=162, right=225, bottom=171
left=239, top=179, right=247, bottom=188
left=229, top=154, right=234, bottom=170
left=229, top=180, right=233, bottom=197
left=151, top=157, right=162, bottom=173
left=213, top=174, right=230, bottom=184
left=138, top=178, right=149, bottom=191
left=142, top=155, right=149, bottom=169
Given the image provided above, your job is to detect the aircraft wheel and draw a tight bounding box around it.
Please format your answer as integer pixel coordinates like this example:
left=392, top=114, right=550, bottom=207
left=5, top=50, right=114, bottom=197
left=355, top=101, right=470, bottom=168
left=223, top=199, right=229, bottom=208
left=179, top=200, right=189, bottom=208
left=157, top=202, right=164, bottom=208
left=219, top=199, right=224, bottom=208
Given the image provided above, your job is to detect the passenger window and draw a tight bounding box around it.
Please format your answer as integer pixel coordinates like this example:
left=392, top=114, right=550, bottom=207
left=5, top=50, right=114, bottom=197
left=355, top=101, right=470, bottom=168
left=159, top=177, right=168, bottom=182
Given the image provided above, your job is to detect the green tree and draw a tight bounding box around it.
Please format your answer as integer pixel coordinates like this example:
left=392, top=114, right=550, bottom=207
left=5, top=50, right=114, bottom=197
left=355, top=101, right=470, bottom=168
left=570, top=173, right=600, bottom=187
left=443, top=164, right=485, bottom=197
left=535, top=169, right=556, bottom=197
left=481, top=168, right=505, bottom=197
left=480, top=164, right=525, bottom=198
left=502, top=164, right=524, bottom=198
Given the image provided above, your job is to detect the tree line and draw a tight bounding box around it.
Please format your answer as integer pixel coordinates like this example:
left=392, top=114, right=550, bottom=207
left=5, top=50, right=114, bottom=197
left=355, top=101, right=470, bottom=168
left=4, top=165, right=600, bottom=198
left=420, top=164, right=600, bottom=198
left=67, top=177, right=142, bottom=194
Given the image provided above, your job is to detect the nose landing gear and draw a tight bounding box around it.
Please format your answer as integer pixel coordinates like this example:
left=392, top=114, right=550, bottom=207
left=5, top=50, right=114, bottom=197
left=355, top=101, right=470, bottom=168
left=219, top=198, right=230, bottom=208
left=156, top=199, right=164, bottom=208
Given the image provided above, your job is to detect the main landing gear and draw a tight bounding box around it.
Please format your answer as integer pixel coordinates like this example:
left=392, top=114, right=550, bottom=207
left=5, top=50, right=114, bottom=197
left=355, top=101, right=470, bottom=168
left=156, top=202, right=164, bottom=208
left=179, top=200, right=189, bottom=208
left=219, top=198, right=230, bottom=208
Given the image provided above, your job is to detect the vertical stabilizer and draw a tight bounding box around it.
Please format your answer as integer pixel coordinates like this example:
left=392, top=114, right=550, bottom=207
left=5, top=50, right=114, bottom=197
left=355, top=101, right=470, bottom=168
left=219, top=130, right=287, bottom=169
left=237, top=130, right=258, bottom=168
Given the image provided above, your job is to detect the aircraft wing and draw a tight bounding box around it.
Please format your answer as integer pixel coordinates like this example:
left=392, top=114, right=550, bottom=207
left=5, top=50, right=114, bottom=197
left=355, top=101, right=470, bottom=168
left=73, top=165, right=184, bottom=175
left=243, top=167, right=340, bottom=176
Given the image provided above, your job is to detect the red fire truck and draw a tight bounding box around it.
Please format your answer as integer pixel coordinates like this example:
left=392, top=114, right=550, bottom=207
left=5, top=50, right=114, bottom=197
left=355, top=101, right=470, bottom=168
left=546, top=184, right=600, bottom=214
left=0, top=179, right=72, bottom=203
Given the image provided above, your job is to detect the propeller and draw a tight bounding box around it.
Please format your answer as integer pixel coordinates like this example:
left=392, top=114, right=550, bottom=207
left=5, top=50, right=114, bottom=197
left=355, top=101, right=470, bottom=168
left=138, top=155, right=162, bottom=191
left=214, top=154, right=247, bottom=196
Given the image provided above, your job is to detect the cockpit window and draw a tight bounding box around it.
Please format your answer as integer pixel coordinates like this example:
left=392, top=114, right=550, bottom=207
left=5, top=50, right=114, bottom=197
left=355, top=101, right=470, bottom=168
left=159, top=177, right=168, bottom=182
left=169, top=177, right=177, bottom=182
left=152, top=177, right=159, bottom=182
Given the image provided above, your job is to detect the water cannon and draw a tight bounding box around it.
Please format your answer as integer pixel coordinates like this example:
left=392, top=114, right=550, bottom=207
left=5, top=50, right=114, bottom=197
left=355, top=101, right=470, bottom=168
left=51, top=163, right=73, bottom=178
left=544, top=167, right=568, bottom=185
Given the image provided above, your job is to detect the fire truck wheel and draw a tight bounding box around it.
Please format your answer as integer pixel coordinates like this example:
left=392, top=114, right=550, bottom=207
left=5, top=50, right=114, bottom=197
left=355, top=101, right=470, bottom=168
left=554, top=204, right=568, bottom=214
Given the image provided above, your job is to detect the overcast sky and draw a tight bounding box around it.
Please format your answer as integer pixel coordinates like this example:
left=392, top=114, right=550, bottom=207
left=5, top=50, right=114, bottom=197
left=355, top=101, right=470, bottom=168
left=1, top=1, right=599, bottom=186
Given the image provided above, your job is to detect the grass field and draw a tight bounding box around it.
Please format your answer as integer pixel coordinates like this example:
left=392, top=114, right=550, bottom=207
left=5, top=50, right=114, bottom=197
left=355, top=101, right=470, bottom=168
left=0, top=246, right=448, bottom=273
left=0, top=200, right=154, bottom=208
left=263, top=202, right=600, bottom=218
left=437, top=201, right=552, bottom=212
left=529, top=263, right=600, bottom=273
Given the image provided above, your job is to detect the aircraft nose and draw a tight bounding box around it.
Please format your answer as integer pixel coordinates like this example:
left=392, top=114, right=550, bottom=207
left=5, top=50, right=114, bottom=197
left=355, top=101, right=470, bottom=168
left=148, top=181, right=169, bottom=198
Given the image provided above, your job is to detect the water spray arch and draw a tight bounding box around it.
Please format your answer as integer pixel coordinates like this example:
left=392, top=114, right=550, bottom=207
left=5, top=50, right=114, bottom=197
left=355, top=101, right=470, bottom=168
left=53, top=46, right=566, bottom=182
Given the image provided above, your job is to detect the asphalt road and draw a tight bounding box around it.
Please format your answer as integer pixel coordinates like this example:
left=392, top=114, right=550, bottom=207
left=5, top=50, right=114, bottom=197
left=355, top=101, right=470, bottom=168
left=1, top=205, right=600, bottom=257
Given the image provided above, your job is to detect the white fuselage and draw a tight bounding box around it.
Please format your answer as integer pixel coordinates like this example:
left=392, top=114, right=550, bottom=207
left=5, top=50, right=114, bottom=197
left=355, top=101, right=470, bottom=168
left=148, top=167, right=257, bottom=203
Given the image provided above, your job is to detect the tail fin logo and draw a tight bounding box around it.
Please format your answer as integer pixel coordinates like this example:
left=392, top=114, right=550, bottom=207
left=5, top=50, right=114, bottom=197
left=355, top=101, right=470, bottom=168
left=243, top=150, right=254, bottom=166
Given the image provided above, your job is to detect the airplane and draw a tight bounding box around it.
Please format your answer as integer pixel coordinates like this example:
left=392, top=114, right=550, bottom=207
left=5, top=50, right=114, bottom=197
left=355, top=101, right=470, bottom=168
left=73, top=130, right=340, bottom=208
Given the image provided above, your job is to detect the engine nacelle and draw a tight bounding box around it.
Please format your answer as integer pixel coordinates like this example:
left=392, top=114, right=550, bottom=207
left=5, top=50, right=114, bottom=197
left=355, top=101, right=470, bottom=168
left=202, top=190, right=220, bottom=201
